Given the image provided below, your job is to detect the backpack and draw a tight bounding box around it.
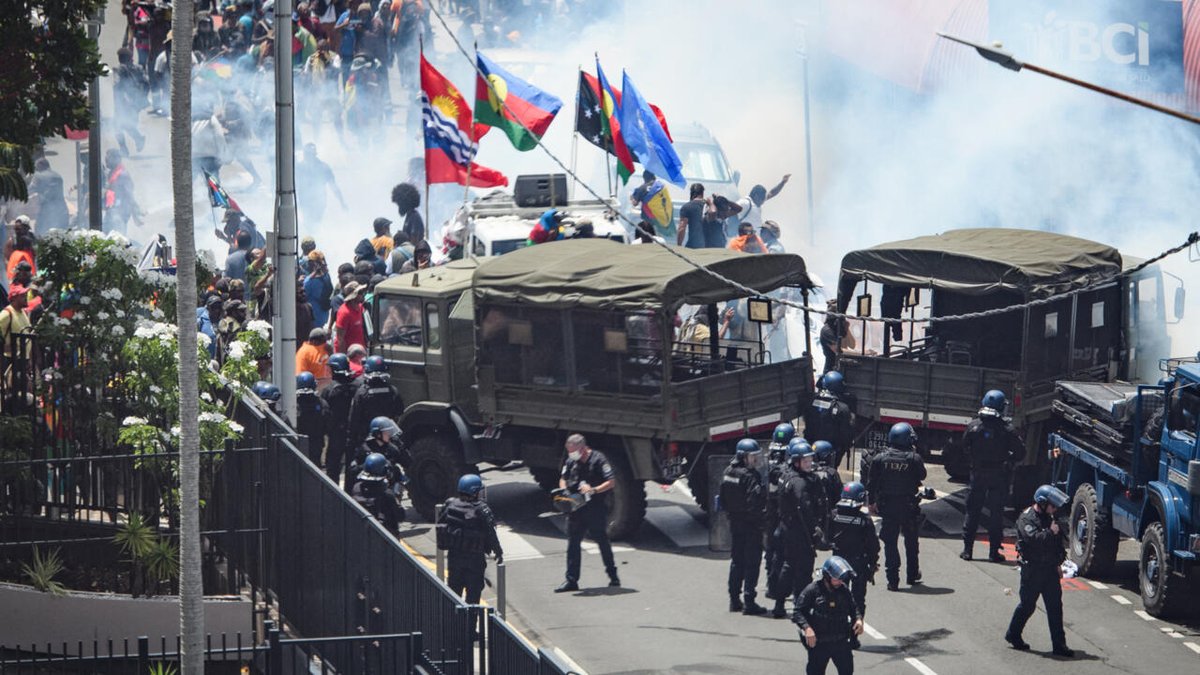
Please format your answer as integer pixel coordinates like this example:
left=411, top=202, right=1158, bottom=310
left=719, top=466, right=751, bottom=514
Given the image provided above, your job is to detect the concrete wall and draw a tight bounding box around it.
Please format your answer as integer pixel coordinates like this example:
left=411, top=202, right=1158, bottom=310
left=0, top=582, right=252, bottom=650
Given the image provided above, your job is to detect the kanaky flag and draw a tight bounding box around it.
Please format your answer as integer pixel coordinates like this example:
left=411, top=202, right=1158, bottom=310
left=596, top=59, right=635, bottom=185
left=204, top=169, right=241, bottom=211
left=421, top=55, right=508, bottom=188
left=475, top=51, right=563, bottom=151
left=577, top=65, right=674, bottom=184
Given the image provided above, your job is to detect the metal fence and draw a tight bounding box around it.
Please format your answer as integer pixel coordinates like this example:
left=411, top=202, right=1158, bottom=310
left=1, top=333, right=578, bottom=675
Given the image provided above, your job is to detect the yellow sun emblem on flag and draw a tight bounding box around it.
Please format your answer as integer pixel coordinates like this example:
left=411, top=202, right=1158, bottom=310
left=432, top=94, right=460, bottom=120
left=486, top=74, right=508, bottom=114
left=601, top=90, right=615, bottom=119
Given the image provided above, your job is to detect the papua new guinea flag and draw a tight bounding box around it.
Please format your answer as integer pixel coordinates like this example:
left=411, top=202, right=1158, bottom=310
left=474, top=51, right=563, bottom=151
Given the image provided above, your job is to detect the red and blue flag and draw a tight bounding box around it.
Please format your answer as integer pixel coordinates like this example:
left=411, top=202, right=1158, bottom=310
left=421, top=55, right=508, bottom=188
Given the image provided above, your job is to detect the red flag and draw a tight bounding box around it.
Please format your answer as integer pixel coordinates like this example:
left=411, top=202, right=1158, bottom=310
left=420, top=55, right=508, bottom=187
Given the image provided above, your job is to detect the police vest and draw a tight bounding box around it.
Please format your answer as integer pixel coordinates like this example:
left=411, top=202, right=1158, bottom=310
left=437, top=499, right=489, bottom=553
left=831, top=508, right=872, bottom=562
left=720, top=465, right=754, bottom=514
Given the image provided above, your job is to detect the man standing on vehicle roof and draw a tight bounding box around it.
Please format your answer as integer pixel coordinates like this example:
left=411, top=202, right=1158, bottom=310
left=961, top=390, right=1023, bottom=562
left=555, top=434, right=620, bottom=592
left=677, top=182, right=707, bottom=248
left=727, top=174, right=790, bottom=238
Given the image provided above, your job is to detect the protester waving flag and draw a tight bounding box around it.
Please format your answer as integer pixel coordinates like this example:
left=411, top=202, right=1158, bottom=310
left=475, top=51, right=563, bottom=151
left=619, top=70, right=685, bottom=187
left=421, top=55, right=508, bottom=187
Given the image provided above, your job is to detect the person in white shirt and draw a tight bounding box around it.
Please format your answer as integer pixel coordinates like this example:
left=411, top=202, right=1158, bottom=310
left=729, top=174, right=791, bottom=237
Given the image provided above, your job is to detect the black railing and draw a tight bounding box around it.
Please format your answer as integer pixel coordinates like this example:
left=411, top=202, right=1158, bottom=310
left=1, top=333, right=579, bottom=675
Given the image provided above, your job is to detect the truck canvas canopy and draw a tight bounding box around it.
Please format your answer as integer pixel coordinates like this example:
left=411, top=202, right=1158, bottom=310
left=473, top=239, right=813, bottom=312
left=836, top=228, right=1123, bottom=311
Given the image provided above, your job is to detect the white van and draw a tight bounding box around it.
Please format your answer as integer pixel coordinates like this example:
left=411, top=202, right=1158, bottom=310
left=462, top=191, right=629, bottom=258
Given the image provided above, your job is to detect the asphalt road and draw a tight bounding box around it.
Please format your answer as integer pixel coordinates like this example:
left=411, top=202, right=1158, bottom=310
left=398, top=451, right=1200, bottom=675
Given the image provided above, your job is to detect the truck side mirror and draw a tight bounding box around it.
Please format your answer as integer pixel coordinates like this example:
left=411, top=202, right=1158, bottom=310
left=1189, top=460, right=1200, bottom=497
left=732, top=170, right=741, bottom=186
left=1174, top=286, right=1186, bottom=322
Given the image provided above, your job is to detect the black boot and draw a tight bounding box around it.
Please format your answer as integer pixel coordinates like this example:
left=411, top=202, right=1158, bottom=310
left=729, top=596, right=743, bottom=612
left=771, top=599, right=788, bottom=618
left=989, top=549, right=1006, bottom=563
left=742, top=599, right=767, bottom=616
left=555, top=579, right=579, bottom=593
left=608, top=570, right=621, bottom=587
left=1004, top=633, right=1030, bottom=651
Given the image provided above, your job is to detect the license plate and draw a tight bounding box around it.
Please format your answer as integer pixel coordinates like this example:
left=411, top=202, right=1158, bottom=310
left=866, top=430, right=889, bottom=451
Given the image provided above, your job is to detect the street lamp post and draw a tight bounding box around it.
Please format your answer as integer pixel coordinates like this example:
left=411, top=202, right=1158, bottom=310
left=273, top=0, right=299, bottom=423
left=87, top=12, right=104, bottom=231
left=798, top=22, right=817, bottom=247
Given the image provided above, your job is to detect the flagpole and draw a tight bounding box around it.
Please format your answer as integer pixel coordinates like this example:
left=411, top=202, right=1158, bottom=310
left=596, top=55, right=613, bottom=199
left=570, top=64, right=581, bottom=200
left=462, top=41, right=478, bottom=210
left=420, top=36, right=431, bottom=234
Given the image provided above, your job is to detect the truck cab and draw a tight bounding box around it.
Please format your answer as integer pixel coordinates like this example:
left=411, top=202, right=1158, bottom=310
left=1050, top=362, right=1200, bottom=616
left=371, top=240, right=817, bottom=538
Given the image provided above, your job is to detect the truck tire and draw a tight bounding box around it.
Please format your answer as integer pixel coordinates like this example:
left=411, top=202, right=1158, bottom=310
left=604, top=451, right=647, bottom=541
left=407, top=434, right=467, bottom=522
left=1140, top=522, right=1189, bottom=617
left=687, top=448, right=710, bottom=513
left=529, top=465, right=560, bottom=492
left=1068, top=484, right=1118, bottom=578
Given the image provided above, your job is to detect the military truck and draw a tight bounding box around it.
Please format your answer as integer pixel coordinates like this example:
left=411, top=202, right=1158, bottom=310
left=371, top=239, right=816, bottom=538
left=832, top=229, right=1181, bottom=497
left=1049, top=366, right=1200, bottom=616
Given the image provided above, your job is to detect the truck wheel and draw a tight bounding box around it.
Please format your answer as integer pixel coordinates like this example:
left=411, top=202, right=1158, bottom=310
left=1140, top=522, right=1189, bottom=617
left=1068, top=484, right=1118, bottom=577
left=407, top=434, right=467, bottom=522
left=687, top=448, right=710, bottom=513
left=529, top=465, right=560, bottom=492
left=605, top=451, right=647, bottom=541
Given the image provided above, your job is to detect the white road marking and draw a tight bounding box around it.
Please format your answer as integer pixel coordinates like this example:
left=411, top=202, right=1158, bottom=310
left=862, top=622, right=887, bottom=640
left=904, top=656, right=939, bottom=675
left=495, top=524, right=544, bottom=561
left=1135, top=610, right=1156, bottom=621
left=1086, top=580, right=1108, bottom=590
left=1111, top=594, right=1133, bottom=605
left=580, top=541, right=634, bottom=555
left=644, top=505, right=710, bottom=548
left=1184, top=642, right=1200, bottom=654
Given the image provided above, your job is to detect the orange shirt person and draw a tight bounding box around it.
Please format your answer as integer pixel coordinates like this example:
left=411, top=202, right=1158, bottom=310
left=296, top=327, right=333, bottom=389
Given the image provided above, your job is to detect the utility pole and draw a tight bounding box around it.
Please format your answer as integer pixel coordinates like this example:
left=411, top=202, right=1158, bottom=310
left=798, top=22, right=816, bottom=248
left=87, top=11, right=104, bottom=231
left=273, top=0, right=299, bottom=423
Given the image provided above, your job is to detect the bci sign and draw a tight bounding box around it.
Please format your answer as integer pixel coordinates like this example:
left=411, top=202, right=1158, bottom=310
left=991, top=0, right=1185, bottom=93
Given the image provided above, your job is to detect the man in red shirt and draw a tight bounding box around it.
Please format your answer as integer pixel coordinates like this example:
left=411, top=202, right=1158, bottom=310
left=334, top=281, right=366, bottom=353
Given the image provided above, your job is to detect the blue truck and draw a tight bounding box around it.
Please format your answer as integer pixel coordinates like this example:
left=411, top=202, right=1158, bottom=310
left=1048, top=364, right=1200, bottom=616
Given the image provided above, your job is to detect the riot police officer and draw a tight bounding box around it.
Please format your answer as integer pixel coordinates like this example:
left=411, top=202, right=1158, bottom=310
left=555, top=433, right=620, bottom=592
left=351, top=453, right=405, bottom=535
left=348, top=355, right=402, bottom=447
left=770, top=422, right=796, bottom=454
left=764, top=434, right=796, bottom=613
left=295, top=371, right=328, bottom=467
left=804, top=370, right=853, bottom=463
left=961, top=390, right=1023, bottom=562
left=770, top=440, right=821, bottom=618
left=721, top=438, right=768, bottom=614
left=793, top=556, right=863, bottom=675
left=830, top=481, right=878, bottom=649
left=866, top=422, right=926, bottom=591
left=350, top=416, right=411, bottom=492
left=320, top=353, right=358, bottom=488
left=437, top=474, right=503, bottom=604
left=811, top=440, right=844, bottom=537
left=1005, top=485, right=1073, bottom=657
left=252, top=380, right=281, bottom=413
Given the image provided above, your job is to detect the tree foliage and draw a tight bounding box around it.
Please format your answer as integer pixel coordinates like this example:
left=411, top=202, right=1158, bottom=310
left=0, top=2, right=106, bottom=198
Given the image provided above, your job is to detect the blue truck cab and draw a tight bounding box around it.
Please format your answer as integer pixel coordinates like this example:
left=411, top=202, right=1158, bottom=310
left=1049, top=365, right=1200, bottom=616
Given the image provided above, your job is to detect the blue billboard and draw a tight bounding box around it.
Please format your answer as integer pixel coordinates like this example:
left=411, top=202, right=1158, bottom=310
left=990, top=0, right=1185, bottom=93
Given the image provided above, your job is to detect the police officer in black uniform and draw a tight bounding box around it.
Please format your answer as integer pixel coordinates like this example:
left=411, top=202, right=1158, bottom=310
left=349, top=416, right=411, bottom=492
left=295, top=371, right=328, bottom=467
left=866, top=422, right=927, bottom=591
left=721, top=438, right=768, bottom=615
left=793, top=556, right=863, bottom=675
left=764, top=430, right=796, bottom=613
left=1005, top=484, right=1073, bottom=657
left=812, top=440, right=844, bottom=539
left=437, top=474, right=503, bottom=604
left=555, top=433, right=620, bottom=592
left=830, top=481, right=878, bottom=650
left=320, top=353, right=358, bottom=488
left=348, top=355, right=402, bottom=448
left=961, top=389, right=1023, bottom=562
left=351, top=453, right=405, bottom=535
left=804, top=370, right=853, bottom=463
left=770, top=440, right=821, bottom=618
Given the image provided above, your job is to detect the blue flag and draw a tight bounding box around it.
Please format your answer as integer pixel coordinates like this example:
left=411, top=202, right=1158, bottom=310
left=617, top=70, right=685, bottom=187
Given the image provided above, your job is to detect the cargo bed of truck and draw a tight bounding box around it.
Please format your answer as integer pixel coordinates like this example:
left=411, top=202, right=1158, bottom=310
left=1051, top=381, right=1162, bottom=469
